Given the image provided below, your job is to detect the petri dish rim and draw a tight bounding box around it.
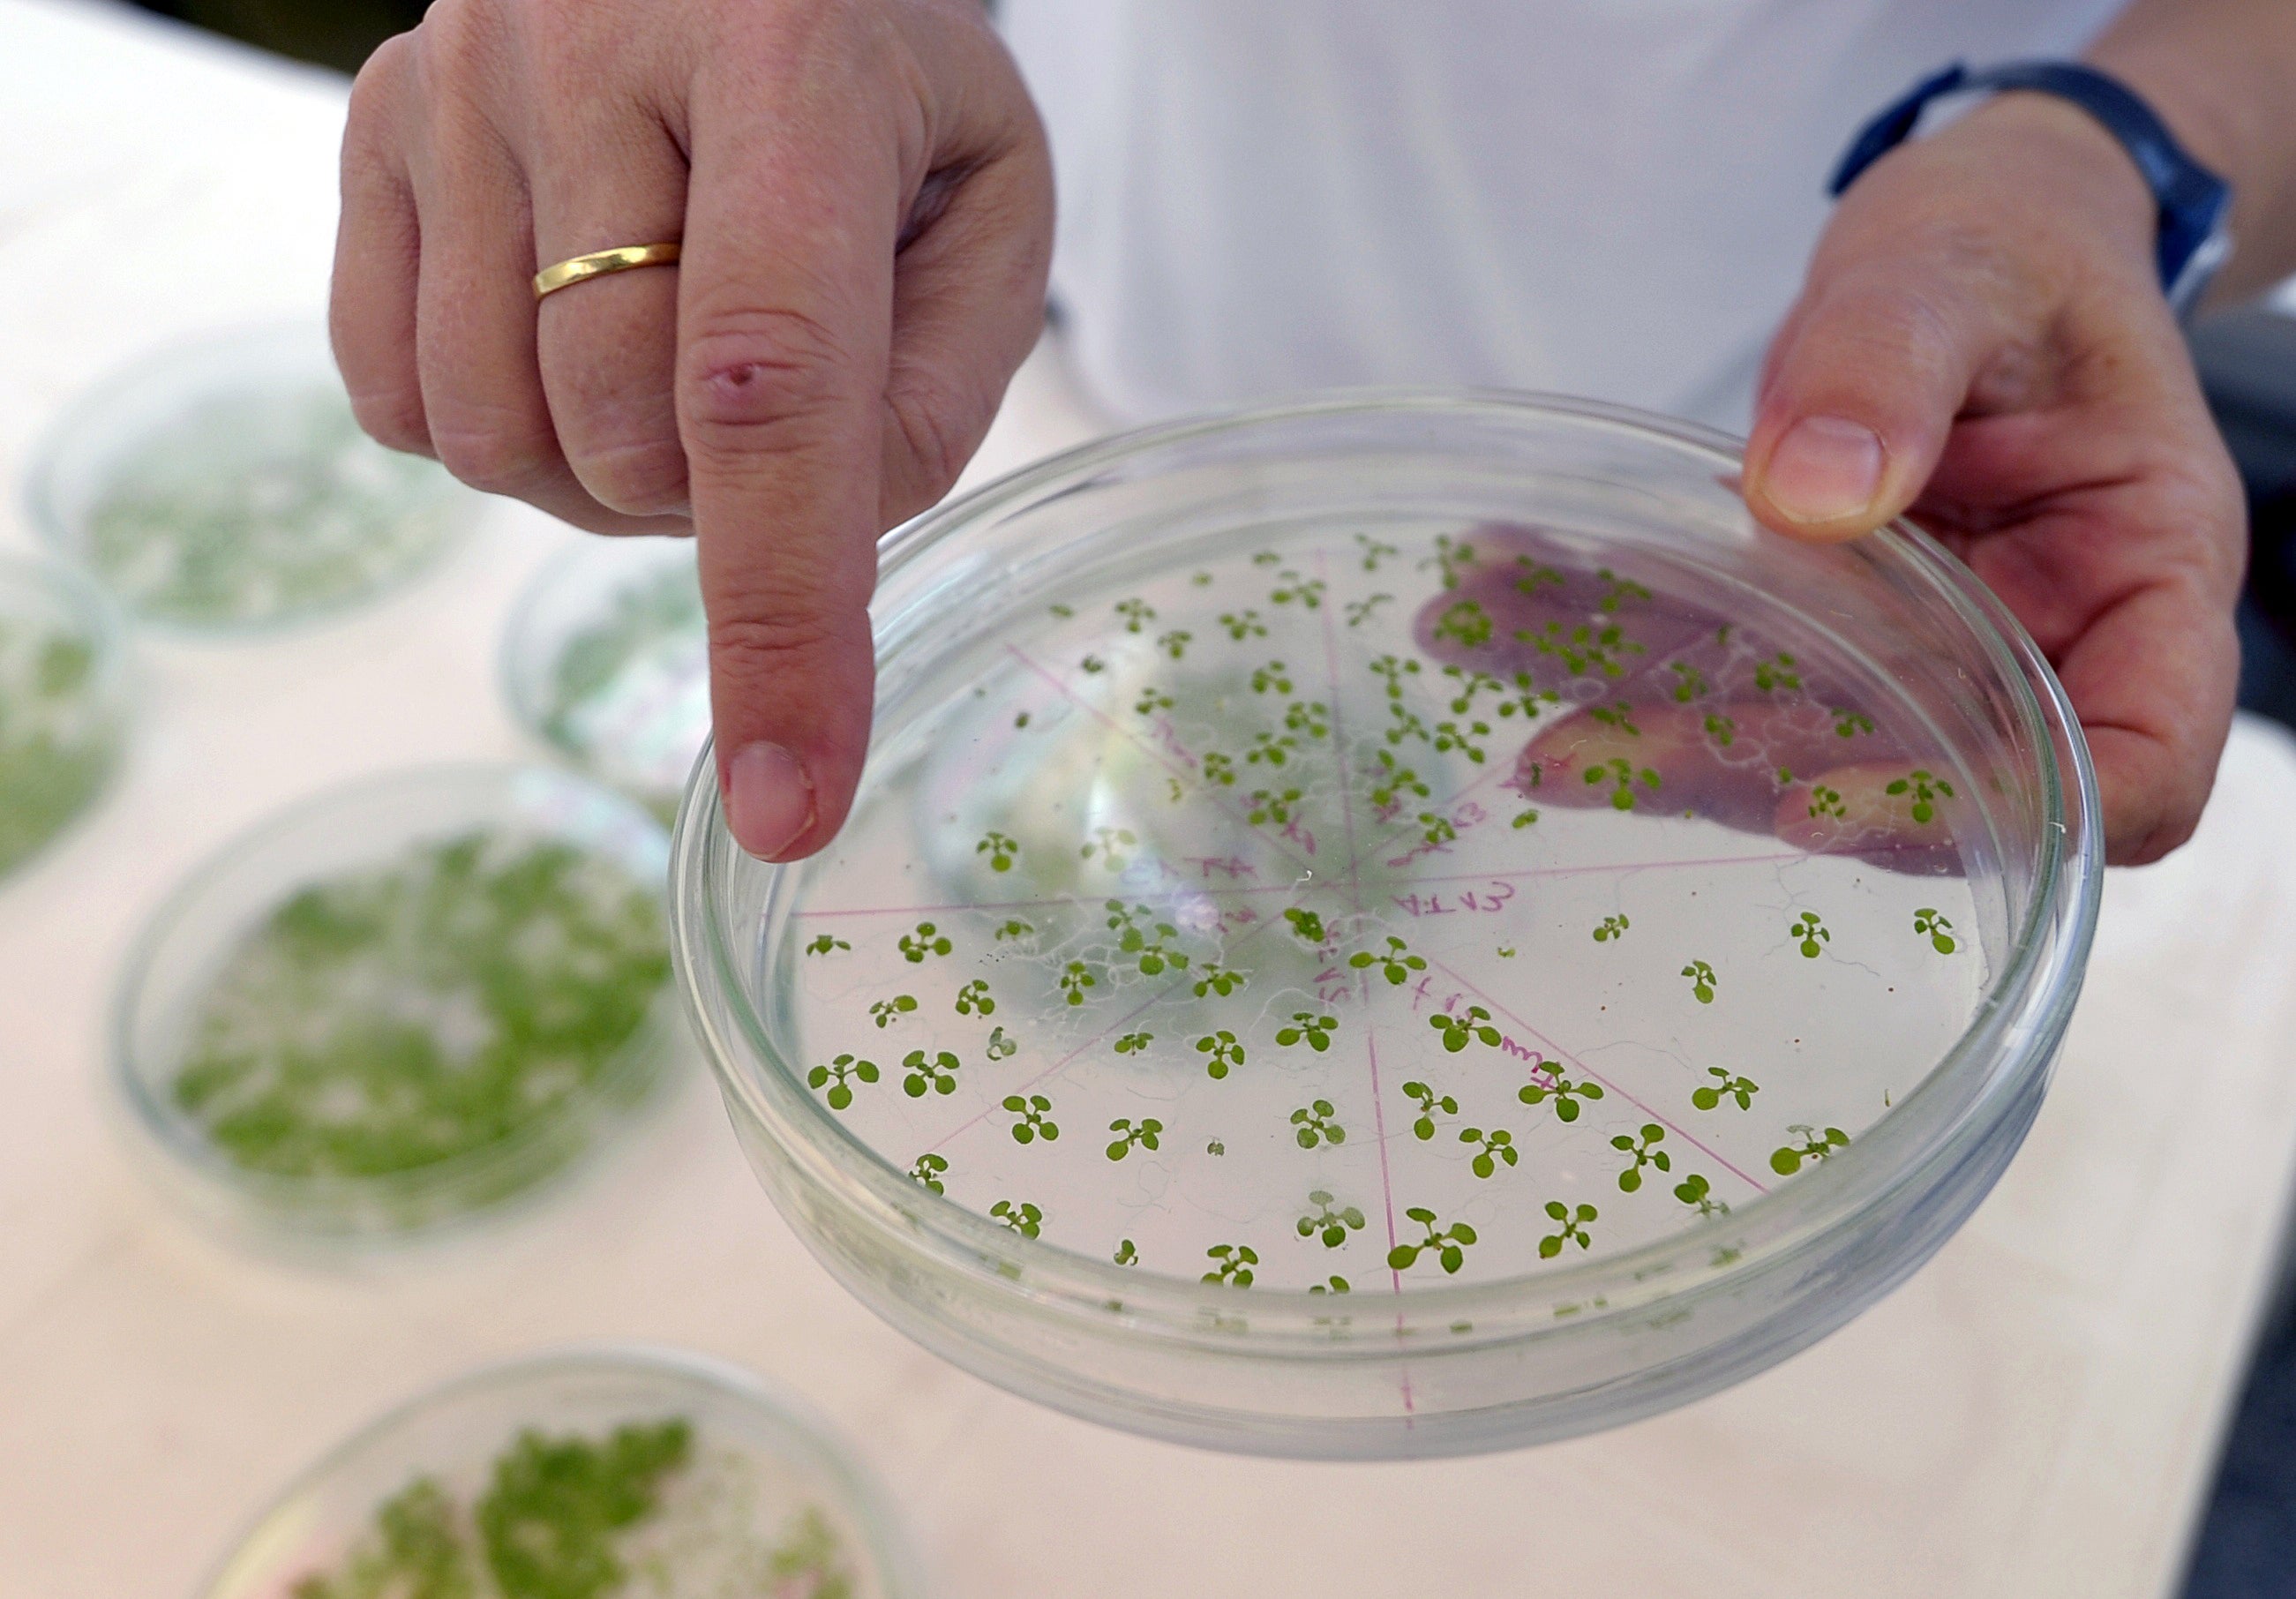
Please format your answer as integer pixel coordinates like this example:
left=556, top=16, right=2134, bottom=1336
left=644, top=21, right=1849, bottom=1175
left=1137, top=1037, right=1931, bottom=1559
left=194, top=1341, right=921, bottom=1599
left=675, top=387, right=2103, bottom=1348
left=111, top=761, right=679, bottom=1246
left=0, top=547, right=133, bottom=876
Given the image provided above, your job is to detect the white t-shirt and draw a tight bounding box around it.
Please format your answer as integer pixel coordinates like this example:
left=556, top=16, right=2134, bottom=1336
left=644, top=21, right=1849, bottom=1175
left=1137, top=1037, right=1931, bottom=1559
left=999, top=1, right=2128, bottom=432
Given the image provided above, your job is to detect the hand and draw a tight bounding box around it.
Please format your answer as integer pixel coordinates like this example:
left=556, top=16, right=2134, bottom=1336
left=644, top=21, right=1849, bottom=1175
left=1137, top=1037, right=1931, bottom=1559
left=331, top=0, right=1053, bottom=860
left=1742, top=92, right=2245, bottom=865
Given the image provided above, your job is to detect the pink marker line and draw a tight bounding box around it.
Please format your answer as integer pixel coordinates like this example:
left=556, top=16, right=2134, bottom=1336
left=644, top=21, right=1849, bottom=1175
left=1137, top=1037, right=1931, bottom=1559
left=792, top=877, right=1333, bottom=922
left=1422, top=955, right=1770, bottom=1197
left=1004, top=643, right=1325, bottom=887
left=1394, top=849, right=1810, bottom=891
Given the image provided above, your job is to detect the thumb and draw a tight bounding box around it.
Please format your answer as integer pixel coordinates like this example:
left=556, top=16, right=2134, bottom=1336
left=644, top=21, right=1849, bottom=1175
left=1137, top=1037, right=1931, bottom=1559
left=1743, top=254, right=2014, bottom=544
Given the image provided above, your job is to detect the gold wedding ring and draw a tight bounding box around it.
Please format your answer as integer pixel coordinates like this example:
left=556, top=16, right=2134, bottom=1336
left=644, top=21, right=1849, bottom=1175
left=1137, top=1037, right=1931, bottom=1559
left=533, top=242, right=682, bottom=301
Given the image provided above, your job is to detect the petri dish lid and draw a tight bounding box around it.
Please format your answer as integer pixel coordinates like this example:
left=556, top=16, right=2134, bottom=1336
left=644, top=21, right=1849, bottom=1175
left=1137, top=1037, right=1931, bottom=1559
left=23, top=321, right=480, bottom=632
left=675, top=391, right=2101, bottom=1456
left=198, top=1344, right=919, bottom=1598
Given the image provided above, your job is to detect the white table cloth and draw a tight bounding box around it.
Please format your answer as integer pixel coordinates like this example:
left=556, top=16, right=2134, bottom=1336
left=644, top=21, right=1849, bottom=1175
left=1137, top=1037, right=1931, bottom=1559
left=6, top=4, right=2296, bottom=1595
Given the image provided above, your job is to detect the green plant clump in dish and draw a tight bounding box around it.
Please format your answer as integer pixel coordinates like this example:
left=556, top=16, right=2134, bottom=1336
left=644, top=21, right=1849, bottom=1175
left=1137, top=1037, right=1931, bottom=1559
left=291, top=1418, right=865, bottom=1599
left=85, top=389, right=462, bottom=626
left=0, top=618, right=117, bottom=875
left=540, top=562, right=709, bottom=815
left=170, top=831, right=670, bottom=1205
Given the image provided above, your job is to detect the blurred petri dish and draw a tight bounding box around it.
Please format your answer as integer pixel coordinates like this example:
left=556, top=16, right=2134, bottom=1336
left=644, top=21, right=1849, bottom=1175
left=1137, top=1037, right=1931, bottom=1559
left=0, top=552, right=128, bottom=880
left=199, top=1344, right=918, bottom=1599
left=24, top=322, right=479, bottom=630
left=503, top=536, right=709, bottom=822
left=115, top=764, right=682, bottom=1248
left=672, top=392, right=2102, bottom=1458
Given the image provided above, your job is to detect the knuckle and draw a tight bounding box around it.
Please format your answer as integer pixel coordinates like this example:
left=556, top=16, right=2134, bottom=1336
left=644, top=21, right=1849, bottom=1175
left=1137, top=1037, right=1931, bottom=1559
left=708, top=605, right=856, bottom=679
left=883, top=377, right=983, bottom=511
left=566, top=433, right=689, bottom=516
left=427, top=410, right=558, bottom=495
left=345, top=387, right=432, bottom=456
left=680, top=310, right=861, bottom=444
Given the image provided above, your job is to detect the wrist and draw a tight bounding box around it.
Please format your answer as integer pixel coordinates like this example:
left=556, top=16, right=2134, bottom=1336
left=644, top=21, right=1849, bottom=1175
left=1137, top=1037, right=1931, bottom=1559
left=1947, top=93, right=2161, bottom=275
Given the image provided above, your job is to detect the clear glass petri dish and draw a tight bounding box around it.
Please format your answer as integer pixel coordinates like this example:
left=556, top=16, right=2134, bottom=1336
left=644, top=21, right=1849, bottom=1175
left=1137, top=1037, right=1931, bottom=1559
left=0, top=551, right=129, bottom=880
left=115, top=764, right=683, bottom=1250
left=23, top=322, right=479, bottom=632
left=501, top=536, right=709, bottom=823
left=672, top=392, right=2102, bottom=1459
left=199, top=1344, right=919, bottom=1599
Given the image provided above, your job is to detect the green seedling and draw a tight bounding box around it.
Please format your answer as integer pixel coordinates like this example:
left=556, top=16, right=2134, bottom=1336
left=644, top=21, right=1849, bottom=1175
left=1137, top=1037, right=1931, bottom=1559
left=1402, top=1080, right=1459, bottom=1140
left=1355, top=532, right=1400, bottom=571
left=1106, top=1117, right=1163, bottom=1161
left=1345, top=594, right=1392, bottom=627
left=953, top=977, right=996, bottom=1017
left=1276, top=1011, right=1338, bottom=1052
left=1807, top=785, right=1846, bottom=820
left=1270, top=570, right=1327, bottom=610
left=1431, top=716, right=1491, bottom=763
left=1251, top=659, right=1294, bottom=694
left=994, top=918, right=1034, bottom=942
left=1002, top=1093, right=1060, bottom=1145
left=1887, top=768, right=1955, bottom=823
left=1441, top=665, right=1503, bottom=713
left=1832, top=707, right=1875, bottom=738
left=1192, top=962, right=1247, bottom=998
left=1611, top=1123, right=1671, bottom=1191
left=1156, top=628, right=1192, bottom=659
left=1283, top=906, right=1328, bottom=945
left=1770, top=1123, right=1850, bottom=1175
left=1914, top=907, right=1959, bottom=954
left=975, top=830, right=1019, bottom=872
left=1298, top=1190, right=1368, bottom=1248
left=1114, top=1030, right=1153, bottom=1056
left=1790, top=910, right=1830, bottom=957
left=1669, top=661, right=1710, bottom=702
left=908, top=1152, right=948, bottom=1193
left=1512, top=809, right=1540, bottom=830
left=1418, top=810, right=1459, bottom=846
left=807, top=1054, right=878, bottom=1111
left=1386, top=703, right=1432, bottom=747
left=1350, top=935, right=1426, bottom=986
left=1219, top=609, right=1268, bottom=641
left=1752, top=652, right=1801, bottom=693
left=1201, top=751, right=1237, bottom=786
left=1514, top=557, right=1564, bottom=594
left=1057, top=960, right=1096, bottom=1006
left=1430, top=598, right=1494, bottom=649
left=1589, top=702, right=1641, bottom=736
left=1048, top=604, right=1074, bottom=619
left=1114, top=597, right=1155, bottom=633
left=1291, top=1100, right=1346, bottom=1148
left=1197, top=1031, right=1247, bottom=1079
left=1080, top=826, right=1137, bottom=870
left=1106, top=899, right=1189, bottom=974
left=869, top=994, right=919, bottom=1029
left=1013, top=711, right=1031, bottom=729
left=1584, top=756, right=1662, bottom=811
left=1204, top=1243, right=1260, bottom=1285
left=1253, top=551, right=1283, bottom=567
left=1369, top=654, right=1422, bottom=699
left=1369, top=749, right=1429, bottom=809
left=1387, top=1206, right=1478, bottom=1274
left=1703, top=711, right=1737, bottom=748
left=897, top=921, right=952, bottom=963
left=986, top=1025, right=1018, bottom=1060
left=1079, top=654, right=1106, bottom=674
left=1497, top=945, right=1519, bottom=957
left=1246, top=730, right=1299, bottom=767
left=1595, top=567, right=1652, bottom=612
left=1114, top=1238, right=1138, bottom=1265
left=1518, top=620, right=1644, bottom=678
left=1248, top=785, right=1303, bottom=825
left=1539, top=1200, right=1598, bottom=1257
left=903, top=1049, right=961, bottom=1098
left=804, top=933, right=849, bottom=957
left=1519, top=1069, right=1605, bottom=1122
left=1459, top=1125, right=1519, bottom=1179
left=1591, top=913, right=1630, bottom=943
left=1424, top=532, right=1477, bottom=589
left=1429, top=1005, right=1501, bottom=1053
left=1284, top=699, right=1331, bottom=739
left=1309, top=1275, right=1350, bottom=1295
left=1674, top=1173, right=1728, bottom=1217
left=990, top=1199, right=1042, bottom=1238
left=1206, top=1139, right=1226, bottom=1156
left=1133, top=684, right=1174, bottom=717
left=1681, top=959, right=1717, bottom=1003
left=1692, top=1067, right=1760, bottom=1111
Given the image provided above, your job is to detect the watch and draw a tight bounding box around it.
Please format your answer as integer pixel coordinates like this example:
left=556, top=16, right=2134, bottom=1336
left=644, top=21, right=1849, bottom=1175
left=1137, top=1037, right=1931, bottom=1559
left=1830, top=60, right=2234, bottom=317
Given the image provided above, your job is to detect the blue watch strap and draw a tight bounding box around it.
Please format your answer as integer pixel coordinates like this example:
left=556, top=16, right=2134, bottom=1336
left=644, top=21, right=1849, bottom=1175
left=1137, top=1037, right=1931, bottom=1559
left=1830, top=61, right=2233, bottom=312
